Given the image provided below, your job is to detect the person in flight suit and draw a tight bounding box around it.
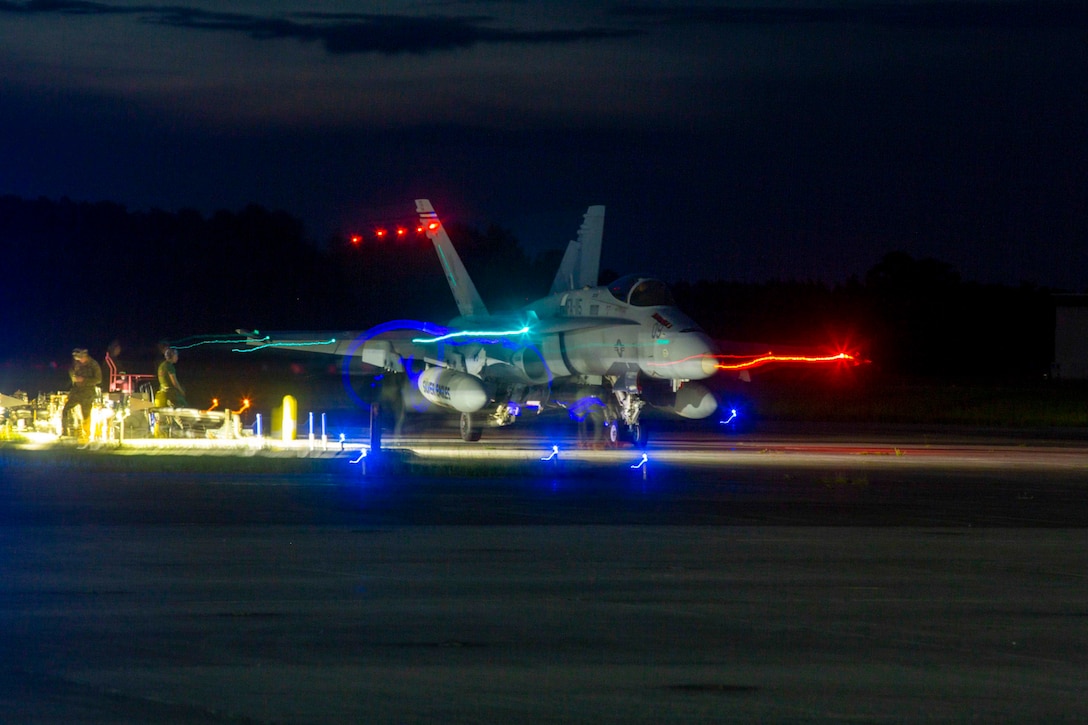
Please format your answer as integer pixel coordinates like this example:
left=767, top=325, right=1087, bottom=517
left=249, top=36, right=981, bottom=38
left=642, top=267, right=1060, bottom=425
left=62, top=347, right=102, bottom=441
left=155, top=347, right=188, bottom=408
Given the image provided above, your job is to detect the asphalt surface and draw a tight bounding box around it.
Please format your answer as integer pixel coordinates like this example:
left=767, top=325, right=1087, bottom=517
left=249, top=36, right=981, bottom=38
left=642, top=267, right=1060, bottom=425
left=2, top=427, right=1088, bottom=722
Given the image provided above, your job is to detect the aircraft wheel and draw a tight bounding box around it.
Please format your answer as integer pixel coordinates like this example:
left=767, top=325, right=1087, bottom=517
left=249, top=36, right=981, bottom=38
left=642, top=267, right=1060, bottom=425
left=629, top=423, right=647, bottom=449
left=460, top=412, right=482, bottom=442
left=608, top=421, right=621, bottom=446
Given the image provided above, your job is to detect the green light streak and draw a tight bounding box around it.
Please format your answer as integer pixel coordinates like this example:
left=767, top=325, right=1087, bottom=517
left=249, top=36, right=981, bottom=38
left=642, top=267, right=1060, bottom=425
left=412, top=327, right=530, bottom=344
left=231, top=338, right=338, bottom=353
left=173, top=335, right=268, bottom=350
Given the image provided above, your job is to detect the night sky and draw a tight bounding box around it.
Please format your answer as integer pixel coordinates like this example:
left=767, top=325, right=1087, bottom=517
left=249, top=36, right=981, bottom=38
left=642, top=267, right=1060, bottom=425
left=2, top=1, right=1086, bottom=289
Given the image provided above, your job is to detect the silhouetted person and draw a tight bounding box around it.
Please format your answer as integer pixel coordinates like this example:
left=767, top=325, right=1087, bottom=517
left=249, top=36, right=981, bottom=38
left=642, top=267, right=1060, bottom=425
left=62, top=347, right=102, bottom=441
left=104, top=339, right=123, bottom=392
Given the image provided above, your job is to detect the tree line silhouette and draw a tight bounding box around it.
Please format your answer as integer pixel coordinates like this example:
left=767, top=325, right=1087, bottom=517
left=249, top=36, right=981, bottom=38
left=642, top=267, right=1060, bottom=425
left=0, top=195, right=1059, bottom=380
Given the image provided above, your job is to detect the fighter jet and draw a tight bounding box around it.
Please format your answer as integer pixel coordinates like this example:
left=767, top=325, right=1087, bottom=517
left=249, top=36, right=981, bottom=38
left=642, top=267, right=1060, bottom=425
left=242, top=199, right=719, bottom=444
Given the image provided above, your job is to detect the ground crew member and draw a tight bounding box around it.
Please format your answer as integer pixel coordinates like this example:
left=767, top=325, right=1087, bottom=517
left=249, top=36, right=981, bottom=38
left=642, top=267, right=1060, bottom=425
left=62, top=347, right=102, bottom=441
left=155, top=347, right=187, bottom=408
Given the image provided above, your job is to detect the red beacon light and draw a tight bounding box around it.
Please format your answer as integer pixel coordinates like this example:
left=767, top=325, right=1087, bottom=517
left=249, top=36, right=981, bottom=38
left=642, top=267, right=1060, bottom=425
left=349, top=234, right=362, bottom=245
left=375, top=228, right=388, bottom=239
left=396, top=227, right=407, bottom=238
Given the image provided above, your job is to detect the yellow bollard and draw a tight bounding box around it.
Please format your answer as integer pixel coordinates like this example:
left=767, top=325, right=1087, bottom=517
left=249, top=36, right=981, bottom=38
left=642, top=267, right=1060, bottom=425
left=282, top=395, right=297, bottom=441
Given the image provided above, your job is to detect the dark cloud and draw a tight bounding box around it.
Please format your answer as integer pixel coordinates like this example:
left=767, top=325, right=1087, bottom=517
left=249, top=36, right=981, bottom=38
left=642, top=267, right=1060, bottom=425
left=0, top=0, right=134, bottom=14
left=0, top=1, right=639, bottom=55
left=611, top=1, right=1088, bottom=31
left=159, top=10, right=637, bottom=55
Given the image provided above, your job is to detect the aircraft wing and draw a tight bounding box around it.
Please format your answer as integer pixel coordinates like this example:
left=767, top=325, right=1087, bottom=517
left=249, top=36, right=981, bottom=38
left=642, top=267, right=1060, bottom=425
left=0, top=392, right=30, bottom=408
left=234, top=322, right=451, bottom=373
left=416, top=310, right=641, bottom=339
left=417, top=199, right=489, bottom=319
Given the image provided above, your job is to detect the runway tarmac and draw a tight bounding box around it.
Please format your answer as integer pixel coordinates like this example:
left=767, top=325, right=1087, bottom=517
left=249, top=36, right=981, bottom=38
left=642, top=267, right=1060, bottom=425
left=2, top=426, right=1087, bottom=722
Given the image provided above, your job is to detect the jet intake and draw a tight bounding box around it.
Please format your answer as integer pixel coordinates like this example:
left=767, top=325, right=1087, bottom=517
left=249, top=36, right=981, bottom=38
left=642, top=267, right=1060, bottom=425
left=418, top=367, right=489, bottom=413
left=511, top=348, right=550, bottom=384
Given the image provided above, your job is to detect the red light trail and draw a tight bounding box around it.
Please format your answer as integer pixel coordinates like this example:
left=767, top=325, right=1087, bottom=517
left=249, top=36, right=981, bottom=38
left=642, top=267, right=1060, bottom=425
left=349, top=220, right=434, bottom=243
left=715, top=351, right=862, bottom=371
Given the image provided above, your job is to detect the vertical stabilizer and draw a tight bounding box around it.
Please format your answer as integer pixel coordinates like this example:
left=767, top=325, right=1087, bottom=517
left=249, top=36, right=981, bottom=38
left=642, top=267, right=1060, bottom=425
left=416, top=199, right=489, bottom=319
left=549, top=205, right=605, bottom=295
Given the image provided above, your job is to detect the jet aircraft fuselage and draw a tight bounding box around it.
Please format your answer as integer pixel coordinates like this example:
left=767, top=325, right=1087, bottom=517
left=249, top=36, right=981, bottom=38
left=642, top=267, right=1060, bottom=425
left=525, top=275, right=719, bottom=383
left=242, top=200, right=720, bottom=444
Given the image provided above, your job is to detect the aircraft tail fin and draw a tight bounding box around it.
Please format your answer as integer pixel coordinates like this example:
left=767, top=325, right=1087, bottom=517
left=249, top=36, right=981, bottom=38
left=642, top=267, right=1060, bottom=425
left=549, top=205, right=605, bottom=295
left=416, top=199, right=490, bottom=319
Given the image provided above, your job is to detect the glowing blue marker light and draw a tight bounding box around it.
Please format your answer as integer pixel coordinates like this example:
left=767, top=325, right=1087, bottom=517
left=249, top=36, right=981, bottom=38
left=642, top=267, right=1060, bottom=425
left=540, top=445, right=559, bottom=462
left=720, top=409, right=738, bottom=426
left=630, top=453, right=649, bottom=470
left=350, top=448, right=369, bottom=475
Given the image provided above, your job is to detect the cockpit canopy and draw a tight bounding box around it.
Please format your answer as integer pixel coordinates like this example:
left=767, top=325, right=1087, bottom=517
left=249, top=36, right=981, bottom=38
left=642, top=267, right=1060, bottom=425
left=607, top=275, right=676, bottom=307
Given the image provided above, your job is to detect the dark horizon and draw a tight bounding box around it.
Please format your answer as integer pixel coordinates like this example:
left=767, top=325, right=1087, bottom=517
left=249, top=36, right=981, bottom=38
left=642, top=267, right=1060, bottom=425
left=0, top=195, right=1058, bottom=393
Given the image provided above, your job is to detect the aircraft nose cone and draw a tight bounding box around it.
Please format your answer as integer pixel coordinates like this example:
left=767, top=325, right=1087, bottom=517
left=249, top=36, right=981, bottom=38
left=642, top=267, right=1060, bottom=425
left=657, top=333, right=717, bottom=380
left=679, top=334, right=717, bottom=380
left=701, top=353, right=719, bottom=377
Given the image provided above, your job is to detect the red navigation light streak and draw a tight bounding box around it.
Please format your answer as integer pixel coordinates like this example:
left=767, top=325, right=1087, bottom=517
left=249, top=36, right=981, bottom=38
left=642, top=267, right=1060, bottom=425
left=716, top=351, right=862, bottom=371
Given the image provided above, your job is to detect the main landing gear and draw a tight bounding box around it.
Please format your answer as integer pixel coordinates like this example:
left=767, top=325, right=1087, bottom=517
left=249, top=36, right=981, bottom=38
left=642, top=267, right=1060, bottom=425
left=607, top=380, right=648, bottom=448
left=459, top=412, right=482, bottom=442
left=607, top=420, right=647, bottom=449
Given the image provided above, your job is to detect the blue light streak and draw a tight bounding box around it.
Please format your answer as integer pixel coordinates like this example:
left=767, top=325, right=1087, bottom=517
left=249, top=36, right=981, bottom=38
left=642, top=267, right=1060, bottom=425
left=540, top=444, right=560, bottom=462
left=630, top=453, right=648, bottom=469
left=568, top=395, right=605, bottom=421
left=339, top=320, right=449, bottom=410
